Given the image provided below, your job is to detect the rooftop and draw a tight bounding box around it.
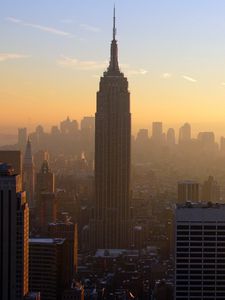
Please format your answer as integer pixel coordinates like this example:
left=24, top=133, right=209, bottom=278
left=29, top=238, right=65, bottom=244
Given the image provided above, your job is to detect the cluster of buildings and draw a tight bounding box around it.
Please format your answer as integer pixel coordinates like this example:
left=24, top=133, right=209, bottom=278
left=2, top=7, right=225, bottom=300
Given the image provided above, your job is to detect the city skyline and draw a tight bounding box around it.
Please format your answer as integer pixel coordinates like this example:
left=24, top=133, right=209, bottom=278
left=1, top=0, right=225, bottom=135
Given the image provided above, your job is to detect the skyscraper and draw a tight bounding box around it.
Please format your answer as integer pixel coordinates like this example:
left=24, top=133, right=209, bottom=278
left=23, top=138, right=35, bottom=208
left=0, top=163, right=29, bottom=300
left=152, top=122, right=163, bottom=144
left=29, top=238, right=67, bottom=300
left=175, top=202, right=225, bottom=300
left=18, top=128, right=27, bottom=153
left=178, top=180, right=200, bottom=204
left=92, top=7, right=131, bottom=249
left=178, top=123, right=191, bottom=144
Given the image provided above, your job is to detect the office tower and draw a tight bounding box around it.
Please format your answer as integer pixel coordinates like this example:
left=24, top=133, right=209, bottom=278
left=60, top=117, right=79, bottom=135
left=152, top=122, right=163, bottom=144
left=178, top=180, right=199, bottom=203
left=175, top=202, right=225, bottom=300
left=136, top=129, right=149, bottom=143
left=18, top=128, right=27, bottom=153
left=36, top=160, right=55, bottom=201
left=38, top=192, right=57, bottom=231
left=29, top=238, right=67, bottom=300
left=178, top=123, right=191, bottom=144
left=23, top=138, right=35, bottom=208
left=0, top=150, right=22, bottom=175
left=48, top=214, right=78, bottom=285
left=80, top=116, right=95, bottom=160
left=33, top=150, right=49, bottom=173
left=0, top=163, right=29, bottom=300
left=198, top=132, right=217, bottom=153
left=92, top=8, right=131, bottom=249
left=201, top=176, right=220, bottom=203
left=166, top=128, right=175, bottom=147
left=80, top=116, right=95, bottom=132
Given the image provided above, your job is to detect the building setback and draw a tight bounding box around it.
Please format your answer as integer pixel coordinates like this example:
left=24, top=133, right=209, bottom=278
left=91, top=7, right=131, bottom=249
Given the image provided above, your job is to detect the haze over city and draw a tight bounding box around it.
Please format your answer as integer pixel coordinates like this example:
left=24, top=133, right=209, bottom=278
left=2, top=1, right=225, bottom=300
left=2, top=0, right=225, bottom=139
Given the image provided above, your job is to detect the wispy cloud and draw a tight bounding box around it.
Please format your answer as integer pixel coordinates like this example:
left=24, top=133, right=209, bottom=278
left=221, top=82, right=225, bottom=86
left=0, top=53, right=30, bottom=62
left=182, top=75, right=197, bottom=83
left=126, top=68, right=148, bottom=76
left=162, top=72, right=172, bottom=79
left=6, top=17, right=73, bottom=37
left=121, top=64, right=148, bottom=76
left=80, top=23, right=101, bottom=33
left=58, top=56, right=148, bottom=76
left=57, top=55, right=107, bottom=70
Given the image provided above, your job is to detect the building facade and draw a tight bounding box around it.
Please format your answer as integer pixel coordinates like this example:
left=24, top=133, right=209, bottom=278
left=0, top=163, right=29, bottom=300
left=91, top=8, right=131, bottom=249
left=175, top=202, right=225, bottom=300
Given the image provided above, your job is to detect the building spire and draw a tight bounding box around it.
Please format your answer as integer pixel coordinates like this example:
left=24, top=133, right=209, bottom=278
left=113, top=4, right=116, bottom=40
left=107, top=5, right=120, bottom=73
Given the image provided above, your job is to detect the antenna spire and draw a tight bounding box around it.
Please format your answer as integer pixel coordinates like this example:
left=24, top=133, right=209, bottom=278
left=113, top=5, right=116, bottom=40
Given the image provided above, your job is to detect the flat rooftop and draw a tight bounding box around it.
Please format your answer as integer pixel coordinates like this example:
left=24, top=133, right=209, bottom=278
left=29, top=238, right=65, bottom=244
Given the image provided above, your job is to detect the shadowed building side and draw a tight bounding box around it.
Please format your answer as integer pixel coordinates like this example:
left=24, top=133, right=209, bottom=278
left=91, top=7, right=131, bottom=249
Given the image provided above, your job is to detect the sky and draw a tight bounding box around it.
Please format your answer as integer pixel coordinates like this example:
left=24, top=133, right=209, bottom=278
left=1, top=0, right=225, bottom=140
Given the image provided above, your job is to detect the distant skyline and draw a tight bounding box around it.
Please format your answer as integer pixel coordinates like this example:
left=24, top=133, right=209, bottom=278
left=1, top=0, right=225, bottom=134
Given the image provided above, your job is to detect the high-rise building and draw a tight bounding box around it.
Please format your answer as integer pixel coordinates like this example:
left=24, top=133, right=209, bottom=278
left=0, top=163, right=29, bottom=300
left=38, top=192, right=57, bottom=232
left=178, top=180, right=199, bottom=203
left=48, top=214, right=78, bottom=285
left=201, top=176, right=220, bottom=203
left=29, top=238, right=67, bottom=300
left=91, top=8, right=131, bottom=249
left=18, top=128, right=27, bottom=153
left=178, top=123, right=191, bottom=144
left=36, top=160, right=55, bottom=201
left=175, top=202, right=225, bottom=300
left=23, top=139, right=35, bottom=208
left=152, top=122, right=163, bottom=144
left=166, top=128, right=175, bottom=147
left=136, top=129, right=149, bottom=143
left=60, top=117, right=79, bottom=135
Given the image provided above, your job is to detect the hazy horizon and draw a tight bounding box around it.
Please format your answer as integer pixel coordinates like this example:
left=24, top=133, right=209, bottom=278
left=1, top=0, right=225, bottom=135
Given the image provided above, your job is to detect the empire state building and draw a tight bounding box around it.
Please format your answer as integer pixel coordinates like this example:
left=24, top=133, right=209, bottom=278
left=91, top=8, right=131, bottom=249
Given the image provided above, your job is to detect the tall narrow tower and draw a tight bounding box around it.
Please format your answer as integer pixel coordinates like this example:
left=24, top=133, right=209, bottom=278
left=23, top=138, right=35, bottom=208
left=92, top=7, right=131, bottom=249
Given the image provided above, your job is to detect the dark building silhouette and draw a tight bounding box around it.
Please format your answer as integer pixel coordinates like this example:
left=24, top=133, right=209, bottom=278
left=29, top=238, right=67, bottom=300
left=48, top=213, right=78, bottom=285
left=38, top=192, right=57, bottom=232
left=0, top=150, right=22, bottom=176
left=91, top=8, right=131, bottom=249
left=36, top=160, right=55, bottom=202
left=0, top=163, right=29, bottom=300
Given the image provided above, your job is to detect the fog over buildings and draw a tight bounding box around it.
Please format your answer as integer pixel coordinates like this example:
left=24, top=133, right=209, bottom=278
left=2, top=3, right=225, bottom=300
